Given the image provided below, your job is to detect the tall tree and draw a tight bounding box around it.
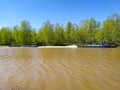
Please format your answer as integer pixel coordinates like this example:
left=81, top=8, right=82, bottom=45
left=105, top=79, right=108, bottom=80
left=20, top=20, right=32, bottom=45
left=54, top=23, right=65, bottom=45
left=37, top=21, right=54, bottom=45
left=103, top=13, right=120, bottom=45
left=80, top=18, right=100, bottom=43
left=0, top=27, right=12, bottom=45
left=30, top=29, right=37, bottom=45
left=12, top=25, right=21, bottom=45
left=65, top=22, right=74, bottom=44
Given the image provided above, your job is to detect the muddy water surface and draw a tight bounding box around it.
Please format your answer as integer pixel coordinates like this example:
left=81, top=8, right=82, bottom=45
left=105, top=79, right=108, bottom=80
left=0, top=47, right=120, bottom=90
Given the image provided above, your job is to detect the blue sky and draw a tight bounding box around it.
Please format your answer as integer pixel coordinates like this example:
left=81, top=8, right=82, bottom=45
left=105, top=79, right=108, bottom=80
left=0, top=0, right=120, bottom=29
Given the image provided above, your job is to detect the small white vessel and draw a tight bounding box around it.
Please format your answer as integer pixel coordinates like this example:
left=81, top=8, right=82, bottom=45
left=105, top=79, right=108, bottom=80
left=37, top=45, right=78, bottom=48
left=65, top=44, right=78, bottom=48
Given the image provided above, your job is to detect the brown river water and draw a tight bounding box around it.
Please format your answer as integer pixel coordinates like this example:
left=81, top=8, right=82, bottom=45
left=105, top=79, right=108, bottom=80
left=0, top=47, right=120, bottom=90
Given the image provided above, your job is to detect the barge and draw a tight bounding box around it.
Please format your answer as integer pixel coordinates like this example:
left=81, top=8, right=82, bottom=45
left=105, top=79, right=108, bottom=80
left=78, top=45, right=116, bottom=48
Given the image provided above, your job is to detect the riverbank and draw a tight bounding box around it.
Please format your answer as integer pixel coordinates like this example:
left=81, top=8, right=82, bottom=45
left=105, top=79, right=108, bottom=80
left=0, top=45, right=118, bottom=48
left=0, top=45, right=9, bottom=48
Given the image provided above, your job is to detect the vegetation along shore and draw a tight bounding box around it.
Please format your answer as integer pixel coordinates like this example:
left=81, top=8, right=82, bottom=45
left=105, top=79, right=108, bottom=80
left=0, top=13, right=120, bottom=47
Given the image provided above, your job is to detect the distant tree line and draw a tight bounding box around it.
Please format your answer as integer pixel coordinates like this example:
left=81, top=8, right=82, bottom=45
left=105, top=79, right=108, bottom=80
left=0, top=13, right=120, bottom=46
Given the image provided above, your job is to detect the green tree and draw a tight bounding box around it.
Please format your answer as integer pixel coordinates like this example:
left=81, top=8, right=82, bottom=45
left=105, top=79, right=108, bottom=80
left=65, top=22, right=74, bottom=44
left=0, top=27, right=12, bottom=45
left=54, top=23, right=65, bottom=45
left=20, top=20, right=32, bottom=45
left=37, top=21, right=54, bottom=45
left=110, top=13, right=120, bottom=45
left=103, top=19, right=115, bottom=44
left=95, top=29, right=103, bottom=42
left=80, top=18, right=100, bottom=44
left=30, top=29, right=37, bottom=45
left=103, top=13, right=120, bottom=45
left=12, top=25, right=21, bottom=45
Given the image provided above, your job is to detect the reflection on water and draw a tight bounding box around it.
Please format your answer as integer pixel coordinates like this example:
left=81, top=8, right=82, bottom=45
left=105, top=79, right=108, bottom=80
left=0, top=47, right=120, bottom=90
